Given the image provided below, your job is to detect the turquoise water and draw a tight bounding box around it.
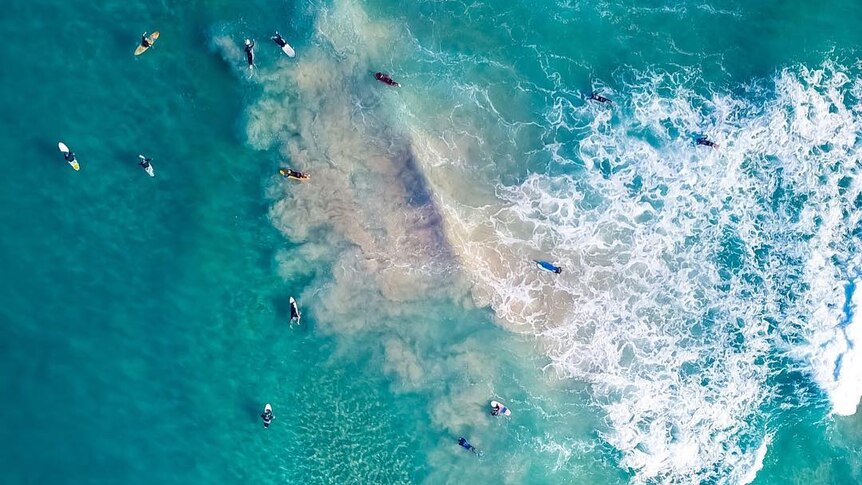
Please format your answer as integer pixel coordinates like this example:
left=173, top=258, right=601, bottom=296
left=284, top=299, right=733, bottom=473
left=3, top=0, right=862, bottom=483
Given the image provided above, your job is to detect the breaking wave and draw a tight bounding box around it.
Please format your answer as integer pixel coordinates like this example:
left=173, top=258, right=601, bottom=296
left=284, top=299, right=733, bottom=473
left=226, top=0, right=862, bottom=481
left=440, top=62, right=862, bottom=482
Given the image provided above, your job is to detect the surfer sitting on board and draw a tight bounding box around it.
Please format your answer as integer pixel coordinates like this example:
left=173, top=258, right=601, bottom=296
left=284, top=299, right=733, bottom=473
left=491, top=403, right=502, bottom=416
left=261, top=408, right=273, bottom=427
left=244, top=39, right=255, bottom=69
left=696, top=136, right=718, bottom=149
left=64, top=151, right=77, bottom=163
left=139, top=156, right=152, bottom=170
left=140, top=32, right=152, bottom=49
left=271, top=32, right=287, bottom=48
left=374, top=72, right=400, bottom=87
left=589, top=92, right=611, bottom=104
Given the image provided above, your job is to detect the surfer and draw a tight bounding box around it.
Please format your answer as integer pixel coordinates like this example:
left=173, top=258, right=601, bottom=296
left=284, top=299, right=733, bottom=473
left=535, top=260, right=563, bottom=274
left=289, top=297, right=301, bottom=324
left=375, top=72, right=400, bottom=87
left=696, top=136, right=719, bottom=149
left=589, top=92, right=611, bottom=104
left=261, top=407, right=274, bottom=428
left=138, top=156, right=152, bottom=170
left=279, top=168, right=310, bottom=180
left=140, top=32, right=152, bottom=49
left=244, top=39, right=255, bottom=69
left=64, top=150, right=77, bottom=164
left=491, top=403, right=502, bottom=416
left=458, top=437, right=480, bottom=455
left=271, top=32, right=287, bottom=48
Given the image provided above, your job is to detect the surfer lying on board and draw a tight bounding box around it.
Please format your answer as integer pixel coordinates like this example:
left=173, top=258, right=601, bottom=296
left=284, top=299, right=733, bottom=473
left=271, top=32, right=287, bottom=48
left=375, top=72, right=400, bottom=87
left=589, top=92, right=611, bottom=104
left=140, top=32, right=152, bottom=48
left=696, top=136, right=719, bottom=148
left=139, top=156, right=152, bottom=170
left=279, top=168, right=310, bottom=180
left=535, top=260, right=563, bottom=274
left=244, top=39, right=255, bottom=69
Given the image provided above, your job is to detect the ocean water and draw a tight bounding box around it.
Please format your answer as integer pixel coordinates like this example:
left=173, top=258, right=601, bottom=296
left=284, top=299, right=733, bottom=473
left=3, top=0, right=862, bottom=483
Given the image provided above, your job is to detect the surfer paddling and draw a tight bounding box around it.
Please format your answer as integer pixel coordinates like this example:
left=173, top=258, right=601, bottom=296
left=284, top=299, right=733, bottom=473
left=279, top=168, right=310, bottom=181
left=140, top=32, right=152, bottom=49
left=244, top=39, right=255, bottom=70
left=589, top=92, right=612, bottom=104
left=535, top=260, right=562, bottom=274
left=696, top=136, right=719, bottom=149
left=271, top=32, right=287, bottom=49
left=375, top=72, right=400, bottom=87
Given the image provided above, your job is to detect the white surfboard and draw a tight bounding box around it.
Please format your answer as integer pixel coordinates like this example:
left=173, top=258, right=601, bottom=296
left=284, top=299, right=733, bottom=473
left=139, top=155, right=154, bottom=177
left=490, top=400, right=511, bottom=416
left=280, top=43, right=295, bottom=58
left=289, top=297, right=301, bottom=324
left=58, top=142, right=80, bottom=171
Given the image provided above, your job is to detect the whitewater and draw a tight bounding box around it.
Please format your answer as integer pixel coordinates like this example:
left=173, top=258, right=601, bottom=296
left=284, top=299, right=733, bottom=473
left=215, top=0, right=862, bottom=482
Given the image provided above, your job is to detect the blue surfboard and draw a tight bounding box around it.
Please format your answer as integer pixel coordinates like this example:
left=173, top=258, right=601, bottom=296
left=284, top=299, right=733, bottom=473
left=535, top=260, right=561, bottom=273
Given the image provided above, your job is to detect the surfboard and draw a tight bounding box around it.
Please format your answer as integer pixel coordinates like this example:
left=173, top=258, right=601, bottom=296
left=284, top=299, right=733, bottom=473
left=490, top=400, right=511, bottom=416
left=279, top=168, right=310, bottom=181
left=289, top=297, right=301, bottom=324
left=139, top=155, right=154, bottom=177
left=262, top=403, right=272, bottom=428
left=535, top=260, right=560, bottom=273
left=58, top=142, right=80, bottom=171
left=134, top=31, right=160, bottom=56
left=280, top=43, right=295, bottom=58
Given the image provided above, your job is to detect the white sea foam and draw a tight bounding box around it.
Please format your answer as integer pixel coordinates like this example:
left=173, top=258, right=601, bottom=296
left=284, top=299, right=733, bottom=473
left=420, top=62, right=862, bottom=483
left=233, top=0, right=862, bottom=480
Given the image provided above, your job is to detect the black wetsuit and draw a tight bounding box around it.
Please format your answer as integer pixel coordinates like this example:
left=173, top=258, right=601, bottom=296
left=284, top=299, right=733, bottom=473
left=271, top=33, right=286, bottom=48
left=281, top=168, right=306, bottom=179
left=245, top=40, right=255, bottom=68
left=141, top=34, right=151, bottom=48
left=375, top=72, right=399, bottom=87
left=696, top=137, right=718, bottom=148
left=65, top=152, right=76, bottom=163
left=261, top=411, right=273, bottom=427
left=139, top=158, right=151, bottom=169
left=590, top=92, right=611, bottom=104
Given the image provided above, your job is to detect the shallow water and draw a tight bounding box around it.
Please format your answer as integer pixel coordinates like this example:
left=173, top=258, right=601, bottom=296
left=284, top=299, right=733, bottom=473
left=2, top=0, right=862, bottom=483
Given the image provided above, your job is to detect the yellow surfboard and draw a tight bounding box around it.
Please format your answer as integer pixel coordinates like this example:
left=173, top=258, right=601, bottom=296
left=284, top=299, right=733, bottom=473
left=134, top=31, right=160, bottom=56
